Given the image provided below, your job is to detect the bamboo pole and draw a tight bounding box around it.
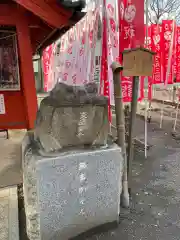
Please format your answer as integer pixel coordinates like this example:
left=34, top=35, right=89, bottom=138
left=111, top=61, right=129, bottom=208
left=127, top=76, right=139, bottom=194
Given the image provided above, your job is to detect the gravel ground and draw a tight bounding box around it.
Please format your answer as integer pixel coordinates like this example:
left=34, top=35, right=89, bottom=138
left=85, top=103, right=180, bottom=240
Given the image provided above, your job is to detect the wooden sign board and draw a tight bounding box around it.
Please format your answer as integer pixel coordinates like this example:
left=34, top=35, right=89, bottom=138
left=122, top=47, right=156, bottom=77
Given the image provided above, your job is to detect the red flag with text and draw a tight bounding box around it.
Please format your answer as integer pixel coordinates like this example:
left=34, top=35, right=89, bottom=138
left=42, top=45, right=53, bottom=92
left=101, top=0, right=111, bottom=120
left=162, top=20, right=175, bottom=84
left=151, top=24, right=163, bottom=84
left=119, top=0, right=145, bottom=102
left=176, top=26, right=180, bottom=82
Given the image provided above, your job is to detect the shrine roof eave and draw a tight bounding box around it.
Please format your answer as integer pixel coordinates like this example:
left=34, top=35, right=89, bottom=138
left=36, top=11, right=86, bottom=53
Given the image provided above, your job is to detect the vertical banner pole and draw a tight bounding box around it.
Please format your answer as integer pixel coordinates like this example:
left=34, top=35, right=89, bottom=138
left=160, top=19, right=175, bottom=128
left=144, top=0, right=149, bottom=158
left=144, top=82, right=148, bottom=158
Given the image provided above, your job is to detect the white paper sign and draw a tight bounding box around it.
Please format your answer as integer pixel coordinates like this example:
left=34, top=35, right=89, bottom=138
left=0, top=94, right=5, bottom=114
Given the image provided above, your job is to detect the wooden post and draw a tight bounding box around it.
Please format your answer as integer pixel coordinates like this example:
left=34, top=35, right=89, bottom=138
left=111, top=62, right=129, bottom=208
left=122, top=47, right=155, bottom=189
left=127, top=76, right=139, bottom=195
left=16, top=13, right=38, bottom=129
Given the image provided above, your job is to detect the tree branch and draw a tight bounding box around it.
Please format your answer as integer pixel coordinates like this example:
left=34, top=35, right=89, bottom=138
left=146, top=0, right=180, bottom=24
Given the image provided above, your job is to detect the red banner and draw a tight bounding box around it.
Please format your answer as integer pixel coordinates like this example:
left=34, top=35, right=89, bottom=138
left=151, top=24, right=163, bottom=84
left=101, top=17, right=109, bottom=98
left=105, top=1, right=119, bottom=106
left=162, top=20, right=174, bottom=84
left=119, top=0, right=144, bottom=49
left=145, top=25, right=152, bottom=50
left=101, top=0, right=111, bottom=120
left=119, top=0, right=144, bottom=102
left=131, top=0, right=145, bottom=46
left=119, top=0, right=132, bottom=103
left=42, top=45, right=53, bottom=92
left=144, top=26, right=153, bottom=99
left=173, top=25, right=177, bottom=80
left=176, top=26, right=180, bottom=82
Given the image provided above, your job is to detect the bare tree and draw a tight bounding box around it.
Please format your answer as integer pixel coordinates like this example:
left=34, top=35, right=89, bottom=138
left=145, top=0, right=180, bottom=24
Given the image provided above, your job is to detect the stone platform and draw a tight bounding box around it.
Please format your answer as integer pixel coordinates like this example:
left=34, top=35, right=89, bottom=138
left=22, top=131, right=124, bottom=240
left=0, top=186, right=19, bottom=240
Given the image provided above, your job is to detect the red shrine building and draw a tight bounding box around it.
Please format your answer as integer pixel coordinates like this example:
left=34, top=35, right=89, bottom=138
left=0, top=0, right=85, bottom=130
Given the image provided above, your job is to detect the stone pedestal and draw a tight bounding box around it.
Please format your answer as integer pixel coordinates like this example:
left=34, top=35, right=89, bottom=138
left=22, top=133, right=123, bottom=240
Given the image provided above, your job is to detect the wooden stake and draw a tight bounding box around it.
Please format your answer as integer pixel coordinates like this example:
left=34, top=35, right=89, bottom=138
left=111, top=62, right=129, bottom=208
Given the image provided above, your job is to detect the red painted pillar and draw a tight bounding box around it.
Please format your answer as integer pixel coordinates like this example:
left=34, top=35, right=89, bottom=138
left=16, top=13, right=38, bottom=129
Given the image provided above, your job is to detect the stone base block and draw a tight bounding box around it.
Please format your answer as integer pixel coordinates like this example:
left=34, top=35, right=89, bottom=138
left=36, top=145, right=123, bottom=240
